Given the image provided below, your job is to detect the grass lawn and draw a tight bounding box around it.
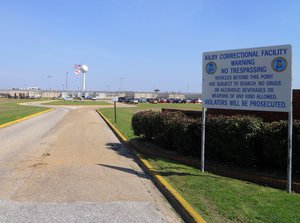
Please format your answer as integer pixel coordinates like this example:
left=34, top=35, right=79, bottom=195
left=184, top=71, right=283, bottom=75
left=44, top=100, right=111, bottom=106
left=99, top=103, right=201, bottom=139
left=98, top=103, right=300, bottom=223
left=148, top=157, right=300, bottom=223
left=0, top=99, right=49, bottom=125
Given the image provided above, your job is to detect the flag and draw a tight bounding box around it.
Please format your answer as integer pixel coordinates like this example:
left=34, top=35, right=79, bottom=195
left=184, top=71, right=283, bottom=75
left=74, top=69, right=81, bottom=75
left=74, top=64, right=81, bottom=69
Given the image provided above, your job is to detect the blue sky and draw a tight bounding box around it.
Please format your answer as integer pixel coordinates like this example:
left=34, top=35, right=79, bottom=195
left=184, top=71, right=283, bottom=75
left=0, top=0, right=299, bottom=93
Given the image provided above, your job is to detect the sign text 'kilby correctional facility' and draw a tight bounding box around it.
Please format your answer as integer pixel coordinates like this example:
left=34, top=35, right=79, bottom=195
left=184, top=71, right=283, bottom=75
left=202, top=45, right=292, bottom=112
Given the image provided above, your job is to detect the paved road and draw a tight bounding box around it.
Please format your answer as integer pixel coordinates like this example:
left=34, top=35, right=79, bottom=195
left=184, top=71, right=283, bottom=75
left=0, top=104, right=182, bottom=223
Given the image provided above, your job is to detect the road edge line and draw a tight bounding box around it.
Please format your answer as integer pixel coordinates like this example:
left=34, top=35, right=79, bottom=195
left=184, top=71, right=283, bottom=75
left=0, top=108, right=54, bottom=128
left=96, top=109, right=206, bottom=223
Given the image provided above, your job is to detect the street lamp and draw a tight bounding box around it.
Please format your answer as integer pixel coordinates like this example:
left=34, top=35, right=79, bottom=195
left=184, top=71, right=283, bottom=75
left=65, top=72, right=68, bottom=91
left=120, top=77, right=125, bottom=92
left=47, top=75, right=53, bottom=91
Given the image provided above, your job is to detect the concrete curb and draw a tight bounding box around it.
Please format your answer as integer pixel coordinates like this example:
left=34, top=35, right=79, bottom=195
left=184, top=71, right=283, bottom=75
left=0, top=108, right=54, bottom=129
left=96, top=109, right=206, bottom=223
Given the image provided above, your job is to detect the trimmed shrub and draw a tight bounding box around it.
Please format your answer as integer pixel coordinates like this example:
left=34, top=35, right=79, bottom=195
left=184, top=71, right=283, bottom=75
left=205, top=115, right=262, bottom=166
left=182, top=118, right=202, bottom=156
left=152, top=111, right=187, bottom=151
left=261, top=120, right=300, bottom=173
left=132, top=110, right=199, bottom=154
left=132, top=110, right=159, bottom=140
left=132, top=110, right=300, bottom=173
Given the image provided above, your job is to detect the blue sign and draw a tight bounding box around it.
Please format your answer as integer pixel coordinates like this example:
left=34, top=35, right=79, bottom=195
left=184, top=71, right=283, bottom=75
left=206, top=62, right=217, bottom=74
left=272, top=57, right=287, bottom=72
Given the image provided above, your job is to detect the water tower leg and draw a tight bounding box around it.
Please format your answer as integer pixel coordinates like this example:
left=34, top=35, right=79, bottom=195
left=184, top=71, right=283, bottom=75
left=83, top=73, right=85, bottom=91
left=83, top=72, right=86, bottom=92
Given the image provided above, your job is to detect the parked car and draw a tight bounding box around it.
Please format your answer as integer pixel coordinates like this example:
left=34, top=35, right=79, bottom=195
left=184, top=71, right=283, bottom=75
left=148, top=98, right=158, bottom=104
left=127, top=98, right=138, bottom=104
left=173, top=99, right=182, bottom=103
left=181, top=99, right=191, bottom=103
left=63, top=97, right=73, bottom=101
left=166, top=98, right=175, bottom=103
left=158, top=98, right=167, bottom=103
left=85, top=95, right=93, bottom=99
left=133, top=98, right=139, bottom=104
left=138, top=98, right=147, bottom=103
left=191, top=98, right=201, bottom=103
left=92, top=96, right=102, bottom=100
left=118, top=97, right=127, bottom=102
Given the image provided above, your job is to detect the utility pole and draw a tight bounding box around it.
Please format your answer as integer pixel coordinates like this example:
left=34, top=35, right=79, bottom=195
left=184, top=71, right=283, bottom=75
left=120, top=77, right=125, bottom=92
left=47, top=75, right=52, bottom=91
left=47, top=75, right=53, bottom=98
left=66, top=72, right=68, bottom=91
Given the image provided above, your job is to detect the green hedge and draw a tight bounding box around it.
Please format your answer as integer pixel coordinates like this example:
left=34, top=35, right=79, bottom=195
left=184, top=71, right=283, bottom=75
left=132, top=111, right=194, bottom=152
left=205, top=115, right=262, bottom=167
left=260, top=120, right=300, bottom=172
left=132, top=111, right=300, bottom=174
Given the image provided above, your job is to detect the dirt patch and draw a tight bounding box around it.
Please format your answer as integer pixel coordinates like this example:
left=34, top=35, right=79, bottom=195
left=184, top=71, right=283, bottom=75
left=42, top=153, right=51, bottom=157
left=32, top=163, right=47, bottom=168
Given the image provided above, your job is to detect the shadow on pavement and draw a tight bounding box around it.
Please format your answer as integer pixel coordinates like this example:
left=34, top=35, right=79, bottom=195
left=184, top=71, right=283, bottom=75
left=104, top=143, right=200, bottom=178
left=98, top=162, right=199, bottom=178
left=97, top=163, right=149, bottom=179
left=105, top=143, right=133, bottom=159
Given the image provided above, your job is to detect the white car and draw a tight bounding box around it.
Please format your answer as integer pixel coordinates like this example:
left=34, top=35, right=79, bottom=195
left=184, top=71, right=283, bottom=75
left=63, top=97, right=73, bottom=101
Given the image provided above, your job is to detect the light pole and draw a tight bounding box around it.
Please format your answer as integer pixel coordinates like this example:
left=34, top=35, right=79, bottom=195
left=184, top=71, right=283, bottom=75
left=47, top=75, right=53, bottom=98
left=47, top=75, right=52, bottom=91
left=120, top=77, right=125, bottom=92
left=65, top=72, right=68, bottom=91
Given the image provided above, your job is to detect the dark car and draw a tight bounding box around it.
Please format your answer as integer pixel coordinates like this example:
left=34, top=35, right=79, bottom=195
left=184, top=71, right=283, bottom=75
left=148, top=98, right=158, bottom=104
left=181, top=99, right=191, bottom=103
left=191, top=98, right=201, bottom=103
left=166, top=98, right=174, bottom=103
left=173, top=99, right=182, bottom=103
left=118, top=97, right=127, bottom=102
left=125, top=97, right=133, bottom=103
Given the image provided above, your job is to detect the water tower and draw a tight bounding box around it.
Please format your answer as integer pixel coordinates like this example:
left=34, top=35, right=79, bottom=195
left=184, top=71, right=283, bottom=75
left=80, top=64, right=88, bottom=91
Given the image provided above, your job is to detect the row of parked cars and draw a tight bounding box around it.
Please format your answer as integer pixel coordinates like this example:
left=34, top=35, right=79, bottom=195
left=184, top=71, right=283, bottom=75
left=118, top=97, right=202, bottom=104
left=7, top=95, right=41, bottom=99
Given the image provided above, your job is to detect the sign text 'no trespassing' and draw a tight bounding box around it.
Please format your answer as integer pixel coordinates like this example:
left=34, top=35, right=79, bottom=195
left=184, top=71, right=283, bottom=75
left=202, top=45, right=292, bottom=112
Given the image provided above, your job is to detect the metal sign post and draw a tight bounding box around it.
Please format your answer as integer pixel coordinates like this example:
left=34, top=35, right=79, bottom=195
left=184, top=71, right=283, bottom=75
left=111, top=97, right=119, bottom=123
left=287, top=91, right=293, bottom=193
left=201, top=107, right=206, bottom=172
left=114, top=101, right=117, bottom=123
